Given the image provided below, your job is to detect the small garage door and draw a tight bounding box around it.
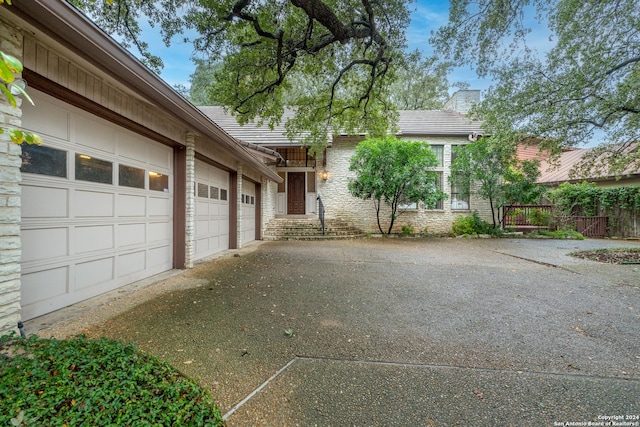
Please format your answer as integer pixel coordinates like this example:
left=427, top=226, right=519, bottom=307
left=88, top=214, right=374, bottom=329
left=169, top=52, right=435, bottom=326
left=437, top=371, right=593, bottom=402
left=241, top=180, right=256, bottom=245
left=194, top=160, right=230, bottom=260
left=19, top=90, right=173, bottom=320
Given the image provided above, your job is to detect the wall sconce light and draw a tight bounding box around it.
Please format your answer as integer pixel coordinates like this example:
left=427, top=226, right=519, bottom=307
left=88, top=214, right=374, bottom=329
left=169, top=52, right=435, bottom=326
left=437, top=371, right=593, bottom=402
left=320, top=170, right=329, bottom=181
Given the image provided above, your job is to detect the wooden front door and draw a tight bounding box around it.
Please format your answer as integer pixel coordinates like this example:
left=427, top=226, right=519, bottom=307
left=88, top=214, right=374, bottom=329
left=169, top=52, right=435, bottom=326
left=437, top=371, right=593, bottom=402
left=287, top=172, right=305, bottom=214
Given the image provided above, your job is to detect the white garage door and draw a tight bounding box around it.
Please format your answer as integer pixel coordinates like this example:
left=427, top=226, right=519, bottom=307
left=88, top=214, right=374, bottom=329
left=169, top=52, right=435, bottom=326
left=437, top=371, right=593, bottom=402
left=19, top=90, right=173, bottom=320
left=241, top=180, right=256, bottom=245
left=194, top=160, right=230, bottom=260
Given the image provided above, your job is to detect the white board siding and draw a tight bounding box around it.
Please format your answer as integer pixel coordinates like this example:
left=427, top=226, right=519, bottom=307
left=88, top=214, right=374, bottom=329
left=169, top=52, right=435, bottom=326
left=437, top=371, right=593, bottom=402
left=241, top=180, right=256, bottom=245
left=193, top=160, right=230, bottom=260
left=19, top=90, right=173, bottom=320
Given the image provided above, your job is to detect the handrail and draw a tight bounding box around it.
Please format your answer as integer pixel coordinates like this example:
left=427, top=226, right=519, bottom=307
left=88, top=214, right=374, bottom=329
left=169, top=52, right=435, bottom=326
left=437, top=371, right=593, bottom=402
left=317, top=195, right=325, bottom=235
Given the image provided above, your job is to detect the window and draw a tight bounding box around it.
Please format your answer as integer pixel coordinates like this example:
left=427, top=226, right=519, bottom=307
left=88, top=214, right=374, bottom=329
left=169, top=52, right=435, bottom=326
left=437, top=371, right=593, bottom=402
left=197, top=182, right=208, bottom=198
left=149, top=171, right=169, bottom=192
left=426, top=172, right=444, bottom=210
left=119, top=165, right=145, bottom=189
left=210, top=186, right=219, bottom=200
left=306, top=171, right=316, bottom=192
left=451, top=180, right=470, bottom=210
left=76, top=154, right=112, bottom=184
left=21, top=144, right=67, bottom=178
left=220, top=189, right=228, bottom=201
left=251, top=196, right=255, bottom=205
left=430, top=145, right=444, bottom=167
left=242, top=194, right=245, bottom=203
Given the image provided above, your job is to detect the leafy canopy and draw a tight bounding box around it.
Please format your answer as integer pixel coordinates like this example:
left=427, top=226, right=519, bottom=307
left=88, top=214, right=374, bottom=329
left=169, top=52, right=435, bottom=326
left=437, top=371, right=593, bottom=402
left=348, top=137, right=446, bottom=234
left=70, top=0, right=427, bottom=152
left=433, top=0, right=640, bottom=175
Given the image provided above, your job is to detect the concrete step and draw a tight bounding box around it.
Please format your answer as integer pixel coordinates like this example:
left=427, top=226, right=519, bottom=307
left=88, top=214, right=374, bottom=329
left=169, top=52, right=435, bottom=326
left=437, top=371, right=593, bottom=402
left=264, top=218, right=364, bottom=240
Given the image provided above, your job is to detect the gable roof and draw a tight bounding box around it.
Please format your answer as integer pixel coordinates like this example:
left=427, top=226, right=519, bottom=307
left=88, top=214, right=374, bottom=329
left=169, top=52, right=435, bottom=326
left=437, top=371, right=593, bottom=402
left=199, top=106, right=484, bottom=146
left=538, top=143, right=640, bottom=185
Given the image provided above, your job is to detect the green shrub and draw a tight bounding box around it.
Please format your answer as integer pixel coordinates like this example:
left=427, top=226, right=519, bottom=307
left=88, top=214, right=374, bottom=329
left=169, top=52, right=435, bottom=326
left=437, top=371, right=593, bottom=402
left=529, top=208, right=552, bottom=226
left=451, top=211, right=494, bottom=236
left=401, top=224, right=414, bottom=236
left=532, top=229, right=585, bottom=240
left=0, top=334, right=224, bottom=426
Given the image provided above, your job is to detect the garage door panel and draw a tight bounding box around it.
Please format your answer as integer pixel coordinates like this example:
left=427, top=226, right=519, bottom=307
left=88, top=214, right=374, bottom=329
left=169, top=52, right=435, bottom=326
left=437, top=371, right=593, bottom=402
left=21, top=267, right=69, bottom=306
left=21, top=96, right=69, bottom=140
left=75, top=225, right=113, bottom=253
left=149, top=196, right=171, bottom=216
left=118, top=194, right=146, bottom=217
left=75, top=257, right=114, bottom=289
left=196, top=220, right=209, bottom=237
left=22, top=186, right=68, bottom=218
left=197, top=200, right=210, bottom=215
left=118, top=251, right=146, bottom=277
left=118, top=132, right=146, bottom=161
left=21, top=228, right=68, bottom=262
left=148, top=144, right=171, bottom=170
left=148, top=245, right=171, bottom=268
left=148, top=222, right=171, bottom=242
left=117, top=223, right=146, bottom=247
left=75, top=190, right=114, bottom=217
left=74, top=115, right=116, bottom=154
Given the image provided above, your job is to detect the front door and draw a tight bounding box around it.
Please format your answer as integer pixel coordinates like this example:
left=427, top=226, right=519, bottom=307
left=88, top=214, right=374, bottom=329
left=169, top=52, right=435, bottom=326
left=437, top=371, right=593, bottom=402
left=287, top=172, right=305, bottom=214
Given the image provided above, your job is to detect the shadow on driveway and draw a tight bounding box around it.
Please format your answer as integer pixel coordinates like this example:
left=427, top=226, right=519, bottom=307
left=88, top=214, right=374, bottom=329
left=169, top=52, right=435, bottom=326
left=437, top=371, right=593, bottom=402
left=40, top=238, right=640, bottom=426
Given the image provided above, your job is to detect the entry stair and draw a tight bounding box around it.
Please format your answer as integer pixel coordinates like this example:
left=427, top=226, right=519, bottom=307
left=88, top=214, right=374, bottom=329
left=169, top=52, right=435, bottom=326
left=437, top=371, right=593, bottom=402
left=263, top=217, right=365, bottom=240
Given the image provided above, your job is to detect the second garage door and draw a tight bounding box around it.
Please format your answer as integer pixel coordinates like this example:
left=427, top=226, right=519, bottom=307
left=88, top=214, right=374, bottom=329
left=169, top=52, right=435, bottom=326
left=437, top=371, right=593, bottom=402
left=194, top=160, right=230, bottom=260
left=241, top=180, right=256, bottom=245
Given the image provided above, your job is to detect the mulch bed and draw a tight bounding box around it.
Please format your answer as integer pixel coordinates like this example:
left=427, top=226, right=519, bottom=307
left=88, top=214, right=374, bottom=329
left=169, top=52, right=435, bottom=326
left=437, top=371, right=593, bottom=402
left=569, top=247, right=640, bottom=264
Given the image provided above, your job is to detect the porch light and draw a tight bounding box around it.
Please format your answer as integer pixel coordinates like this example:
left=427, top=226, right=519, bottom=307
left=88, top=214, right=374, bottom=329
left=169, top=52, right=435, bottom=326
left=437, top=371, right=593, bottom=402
left=320, top=170, right=329, bottom=180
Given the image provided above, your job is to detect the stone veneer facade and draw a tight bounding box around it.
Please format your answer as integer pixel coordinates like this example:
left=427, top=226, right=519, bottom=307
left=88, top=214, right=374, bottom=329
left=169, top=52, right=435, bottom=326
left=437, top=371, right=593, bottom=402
left=316, top=136, right=493, bottom=235
left=0, top=17, right=24, bottom=334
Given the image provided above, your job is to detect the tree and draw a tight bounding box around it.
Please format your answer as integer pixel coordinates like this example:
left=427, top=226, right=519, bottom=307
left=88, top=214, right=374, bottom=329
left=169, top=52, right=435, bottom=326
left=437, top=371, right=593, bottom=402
left=348, top=137, right=446, bottom=234
left=433, top=0, right=640, bottom=175
left=387, top=50, right=450, bottom=110
left=449, top=137, right=542, bottom=228
left=70, top=0, right=417, bottom=153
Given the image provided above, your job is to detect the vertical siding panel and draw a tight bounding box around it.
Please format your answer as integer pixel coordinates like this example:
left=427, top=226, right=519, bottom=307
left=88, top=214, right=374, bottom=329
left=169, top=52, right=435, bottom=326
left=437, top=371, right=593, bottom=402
left=94, top=78, right=103, bottom=105
left=57, top=58, right=68, bottom=88
left=35, top=44, right=48, bottom=76
left=76, top=69, right=86, bottom=97
left=47, top=51, right=59, bottom=82
left=22, top=37, right=37, bottom=70
left=68, top=64, right=78, bottom=92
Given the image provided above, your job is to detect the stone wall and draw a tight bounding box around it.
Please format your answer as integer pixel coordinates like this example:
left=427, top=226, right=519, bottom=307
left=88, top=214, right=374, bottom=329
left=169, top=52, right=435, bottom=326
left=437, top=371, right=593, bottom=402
left=317, top=136, right=493, bottom=235
left=0, top=17, right=23, bottom=335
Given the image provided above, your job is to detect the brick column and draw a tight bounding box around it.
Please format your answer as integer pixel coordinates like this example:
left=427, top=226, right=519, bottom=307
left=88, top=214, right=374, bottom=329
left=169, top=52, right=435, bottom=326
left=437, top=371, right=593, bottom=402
left=184, top=132, right=196, bottom=268
left=0, top=19, right=24, bottom=335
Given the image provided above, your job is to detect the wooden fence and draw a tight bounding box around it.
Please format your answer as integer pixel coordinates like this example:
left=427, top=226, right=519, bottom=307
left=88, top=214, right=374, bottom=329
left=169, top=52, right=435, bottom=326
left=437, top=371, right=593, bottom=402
left=502, top=205, right=609, bottom=237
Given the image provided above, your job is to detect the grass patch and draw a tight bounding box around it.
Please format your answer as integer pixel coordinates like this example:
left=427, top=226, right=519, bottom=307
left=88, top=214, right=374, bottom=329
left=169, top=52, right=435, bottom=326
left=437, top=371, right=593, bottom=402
left=569, top=247, right=640, bottom=264
left=0, top=334, right=224, bottom=426
left=530, top=229, right=585, bottom=240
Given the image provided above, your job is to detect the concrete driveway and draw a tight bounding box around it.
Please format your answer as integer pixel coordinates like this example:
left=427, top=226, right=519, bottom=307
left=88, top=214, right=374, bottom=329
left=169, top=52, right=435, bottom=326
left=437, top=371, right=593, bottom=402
left=34, top=238, right=640, bottom=426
